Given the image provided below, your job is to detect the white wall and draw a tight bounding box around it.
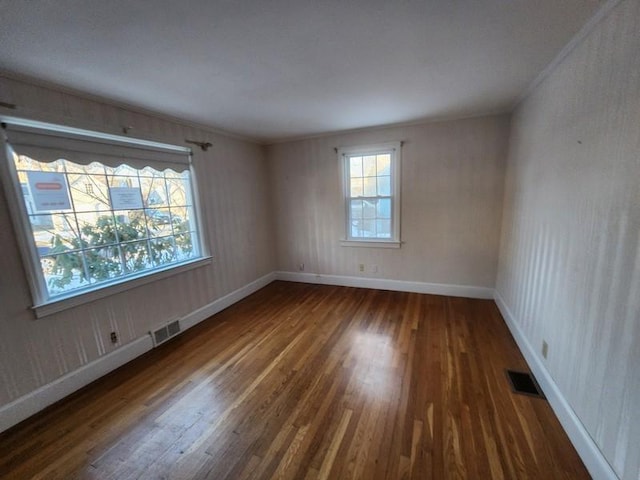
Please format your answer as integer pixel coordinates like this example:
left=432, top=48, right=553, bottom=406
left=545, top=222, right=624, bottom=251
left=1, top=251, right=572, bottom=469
left=0, top=76, right=276, bottom=414
left=268, top=115, right=510, bottom=291
left=496, top=0, right=640, bottom=478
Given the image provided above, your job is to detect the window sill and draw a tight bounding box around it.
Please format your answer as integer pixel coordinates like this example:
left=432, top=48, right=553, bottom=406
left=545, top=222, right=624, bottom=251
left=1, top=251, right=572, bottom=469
left=32, top=256, right=212, bottom=319
left=340, top=239, right=402, bottom=249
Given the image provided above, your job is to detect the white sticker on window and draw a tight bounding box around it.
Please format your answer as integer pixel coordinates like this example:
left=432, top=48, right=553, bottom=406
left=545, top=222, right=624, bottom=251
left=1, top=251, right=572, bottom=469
left=109, top=187, right=144, bottom=210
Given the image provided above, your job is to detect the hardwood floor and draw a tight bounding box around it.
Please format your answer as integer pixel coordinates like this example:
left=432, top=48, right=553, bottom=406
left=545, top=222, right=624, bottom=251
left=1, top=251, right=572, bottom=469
left=0, top=282, right=589, bottom=479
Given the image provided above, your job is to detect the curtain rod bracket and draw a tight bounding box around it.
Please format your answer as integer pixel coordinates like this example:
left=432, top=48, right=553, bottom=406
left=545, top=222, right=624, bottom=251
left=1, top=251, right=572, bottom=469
left=185, top=139, right=212, bottom=152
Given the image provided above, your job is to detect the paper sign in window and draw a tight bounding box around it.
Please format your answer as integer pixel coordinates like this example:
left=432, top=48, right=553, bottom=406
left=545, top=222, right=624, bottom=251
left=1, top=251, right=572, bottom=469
left=26, top=171, right=71, bottom=212
left=109, top=187, right=144, bottom=210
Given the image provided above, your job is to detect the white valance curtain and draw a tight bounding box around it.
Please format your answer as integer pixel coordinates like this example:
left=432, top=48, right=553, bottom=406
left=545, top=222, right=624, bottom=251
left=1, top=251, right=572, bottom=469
left=4, top=122, right=191, bottom=172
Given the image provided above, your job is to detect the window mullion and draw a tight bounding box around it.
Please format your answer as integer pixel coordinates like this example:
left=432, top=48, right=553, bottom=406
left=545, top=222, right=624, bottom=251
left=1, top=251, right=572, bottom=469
left=62, top=161, right=93, bottom=287
left=138, top=170, right=154, bottom=268
left=350, top=195, right=388, bottom=201
left=162, top=173, right=177, bottom=262
left=105, top=166, right=128, bottom=275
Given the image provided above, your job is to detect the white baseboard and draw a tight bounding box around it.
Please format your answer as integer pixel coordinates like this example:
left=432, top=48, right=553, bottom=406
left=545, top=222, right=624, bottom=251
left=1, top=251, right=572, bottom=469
left=0, top=271, right=277, bottom=434
left=275, top=271, right=494, bottom=299
left=180, top=272, right=276, bottom=330
left=493, top=290, right=618, bottom=480
left=0, top=335, right=153, bottom=433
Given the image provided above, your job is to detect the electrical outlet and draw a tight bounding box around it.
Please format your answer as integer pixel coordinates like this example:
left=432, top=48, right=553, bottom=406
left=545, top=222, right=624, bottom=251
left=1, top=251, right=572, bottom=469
left=371, top=264, right=378, bottom=273
left=110, top=331, right=118, bottom=344
left=299, top=263, right=305, bottom=271
left=542, top=340, right=548, bottom=359
left=359, top=263, right=365, bottom=272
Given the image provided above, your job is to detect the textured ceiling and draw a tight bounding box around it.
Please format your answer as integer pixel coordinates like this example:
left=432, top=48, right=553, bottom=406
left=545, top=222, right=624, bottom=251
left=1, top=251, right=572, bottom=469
left=0, top=0, right=603, bottom=142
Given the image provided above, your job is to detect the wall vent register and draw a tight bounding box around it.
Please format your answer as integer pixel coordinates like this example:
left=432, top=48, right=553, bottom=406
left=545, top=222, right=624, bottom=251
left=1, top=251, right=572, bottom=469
left=151, top=319, right=181, bottom=347
left=506, top=370, right=545, bottom=399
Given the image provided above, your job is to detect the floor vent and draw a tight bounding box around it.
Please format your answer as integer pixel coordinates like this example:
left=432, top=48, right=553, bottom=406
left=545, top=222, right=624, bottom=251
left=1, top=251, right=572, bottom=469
left=506, top=370, right=545, bottom=399
left=151, top=319, right=181, bottom=347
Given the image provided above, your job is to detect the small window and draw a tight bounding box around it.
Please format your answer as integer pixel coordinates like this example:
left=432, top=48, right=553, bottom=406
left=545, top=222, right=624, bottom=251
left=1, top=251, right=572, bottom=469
left=1, top=119, right=208, bottom=316
left=339, top=142, right=401, bottom=247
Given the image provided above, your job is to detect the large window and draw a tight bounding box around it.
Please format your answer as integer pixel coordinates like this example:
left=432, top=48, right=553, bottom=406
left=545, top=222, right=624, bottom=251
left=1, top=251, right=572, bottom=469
left=339, top=142, right=401, bottom=247
left=1, top=119, right=207, bottom=316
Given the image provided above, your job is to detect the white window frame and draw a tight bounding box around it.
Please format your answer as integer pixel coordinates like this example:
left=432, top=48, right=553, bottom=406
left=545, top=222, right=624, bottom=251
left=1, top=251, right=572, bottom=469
left=0, top=117, right=211, bottom=318
left=339, top=141, right=401, bottom=248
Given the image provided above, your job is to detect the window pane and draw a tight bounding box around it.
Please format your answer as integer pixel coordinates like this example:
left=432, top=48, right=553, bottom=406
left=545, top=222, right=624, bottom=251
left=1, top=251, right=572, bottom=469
left=171, top=206, right=192, bottom=232
left=350, top=199, right=363, bottom=219
left=140, top=166, right=159, bottom=177
left=351, top=220, right=361, bottom=237
left=377, top=198, right=391, bottom=219
left=150, top=237, right=176, bottom=266
left=166, top=177, right=190, bottom=207
left=144, top=208, right=174, bottom=237
left=349, top=157, right=362, bottom=178
left=58, top=160, right=84, bottom=174
left=140, top=175, right=168, bottom=207
left=376, top=219, right=391, bottom=238
left=29, top=213, right=54, bottom=231
left=377, top=154, right=391, bottom=175
left=363, top=177, right=377, bottom=197
left=68, top=173, right=110, bottom=212
left=349, top=199, right=363, bottom=237
left=363, top=156, right=376, bottom=176
left=84, top=247, right=123, bottom=283
left=42, top=252, right=90, bottom=295
left=350, top=177, right=363, bottom=197
left=114, top=211, right=148, bottom=241
left=29, top=215, right=56, bottom=255
left=77, top=213, right=117, bottom=247
left=363, top=200, right=376, bottom=219
left=84, top=162, right=110, bottom=175
left=360, top=219, right=375, bottom=237
left=377, top=176, right=391, bottom=196
left=121, top=240, right=151, bottom=273
left=164, top=169, right=185, bottom=180
left=31, top=213, right=80, bottom=256
left=15, top=155, right=64, bottom=172
left=108, top=175, right=140, bottom=189
left=175, top=233, right=195, bottom=260
left=113, top=164, right=139, bottom=177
